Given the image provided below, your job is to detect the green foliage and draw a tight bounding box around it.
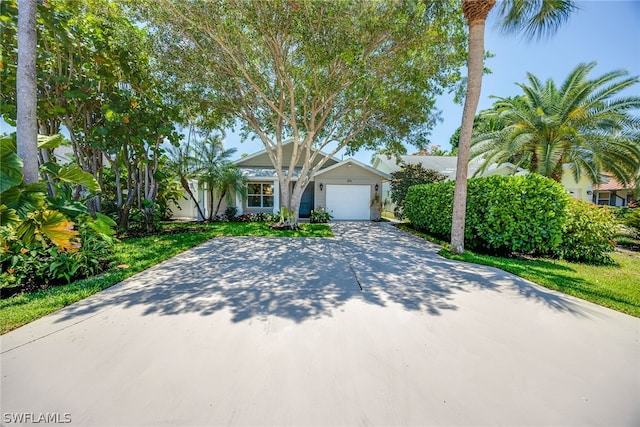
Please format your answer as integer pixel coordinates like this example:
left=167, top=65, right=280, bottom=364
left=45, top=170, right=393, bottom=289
left=471, top=62, right=640, bottom=184
left=389, top=163, right=447, bottom=219
left=405, top=174, right=569, bottom=254
left=553, top=199, right=617, bottom=264
left=625, top=208, right=640, bottom=236
left=309, top=208, right=332, bottom=224
left=0, top=136, right=115, bottom=291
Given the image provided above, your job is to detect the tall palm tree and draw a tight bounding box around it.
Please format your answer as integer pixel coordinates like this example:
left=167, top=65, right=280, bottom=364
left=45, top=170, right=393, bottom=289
left=470, top=62, right=640, bottom=185
left=451, top=0, right=577, bottom=254
left=16, top=0, right=39, bottom=183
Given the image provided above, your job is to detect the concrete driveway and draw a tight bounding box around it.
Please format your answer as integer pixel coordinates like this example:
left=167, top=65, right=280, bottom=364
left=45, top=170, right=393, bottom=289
left=1, top=222, right=639, bottom=426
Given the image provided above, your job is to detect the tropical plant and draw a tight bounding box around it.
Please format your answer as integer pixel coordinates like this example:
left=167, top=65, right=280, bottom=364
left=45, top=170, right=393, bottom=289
left=192, top=136, right=239, bottom=221
left=389, top=163, right=447, bottom=219
left=309, top=208, right=332, bottom=224
left=1, top=135, right=116, bottom=292
left=450, top=0, right=577, bottom=254
left=166, top=141, right=206, bottom=221
left=213, top=164, right=247, bottom=218
left=470, top=63, right=640, bottom=185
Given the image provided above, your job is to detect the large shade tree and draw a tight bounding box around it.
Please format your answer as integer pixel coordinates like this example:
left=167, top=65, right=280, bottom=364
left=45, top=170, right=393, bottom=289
left=470, top=62, right=640, bottom=185
left=139, top=0, right=468, bottom=224
left=451, top=0, right=577, bottom=254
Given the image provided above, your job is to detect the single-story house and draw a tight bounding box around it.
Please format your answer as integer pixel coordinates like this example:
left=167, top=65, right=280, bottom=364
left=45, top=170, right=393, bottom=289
left=372, top=154, right=599, bottom=206
left=592, top=174, right=637, bottom=207
left=170, top=141, right=389, bottom=221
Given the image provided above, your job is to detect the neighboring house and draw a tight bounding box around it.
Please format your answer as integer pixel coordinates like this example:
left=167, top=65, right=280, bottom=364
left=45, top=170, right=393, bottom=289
left=171, top=141, right=389, bottom=220
left=372, top=154, right=527, bottom=209
left=372, top=154, right=601, bottom=206
left=592, top=174, right=637, bottom=207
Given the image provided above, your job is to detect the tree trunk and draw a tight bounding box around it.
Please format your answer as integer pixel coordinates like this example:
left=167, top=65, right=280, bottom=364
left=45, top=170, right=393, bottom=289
left=450, top=0, right=495, bottom=254
left=180, top=177, right=206, bottom=221
left=16, top=0, right=39, bottom=184
left=215, top=189, right=226, bottom=217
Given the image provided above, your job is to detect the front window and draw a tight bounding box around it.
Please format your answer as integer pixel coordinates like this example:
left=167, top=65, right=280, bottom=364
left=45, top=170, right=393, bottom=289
left=247, top=183, right=274, bottom=208
left=596, top=191, right=610, bottom=205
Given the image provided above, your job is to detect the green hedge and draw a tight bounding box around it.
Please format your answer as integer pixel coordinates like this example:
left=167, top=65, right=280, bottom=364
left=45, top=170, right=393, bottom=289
left=554, top=198, right=617, bottom=264
left=405, top=174, right=568, bottom=254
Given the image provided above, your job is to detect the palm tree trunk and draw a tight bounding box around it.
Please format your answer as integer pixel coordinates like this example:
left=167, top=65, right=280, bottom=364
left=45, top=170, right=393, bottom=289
left=16, top=0, right=39, bottom=184
left=180, top=177, right=206, bottom=221
left=215, top=189, right=226, bottom=217
left=450, top=0, right=495, bottom=255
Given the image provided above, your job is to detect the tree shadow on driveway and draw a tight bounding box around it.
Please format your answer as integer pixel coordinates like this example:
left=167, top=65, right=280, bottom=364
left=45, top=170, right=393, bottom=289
left=52, top=222, right=593, bottom=326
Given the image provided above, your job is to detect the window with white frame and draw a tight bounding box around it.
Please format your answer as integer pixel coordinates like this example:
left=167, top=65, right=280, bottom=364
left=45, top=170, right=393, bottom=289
left=247, top=183, right=274, bottom=208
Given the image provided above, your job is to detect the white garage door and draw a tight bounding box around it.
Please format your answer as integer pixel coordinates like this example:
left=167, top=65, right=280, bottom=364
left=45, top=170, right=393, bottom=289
left=326, top=185, right=371, bottom=220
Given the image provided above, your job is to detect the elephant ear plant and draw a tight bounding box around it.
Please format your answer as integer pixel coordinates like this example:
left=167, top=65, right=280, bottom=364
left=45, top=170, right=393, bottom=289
left=1, top=134, right=116, bottom=295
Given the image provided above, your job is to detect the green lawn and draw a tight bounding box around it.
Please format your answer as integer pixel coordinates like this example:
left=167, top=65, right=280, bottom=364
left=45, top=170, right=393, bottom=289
left=397, top=223, right=640, bottom=318
left=0, top=222, right=333, bottom=334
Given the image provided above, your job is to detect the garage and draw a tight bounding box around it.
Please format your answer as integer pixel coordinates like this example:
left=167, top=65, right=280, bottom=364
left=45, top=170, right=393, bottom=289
left=325, top=184, right=371, bottom=220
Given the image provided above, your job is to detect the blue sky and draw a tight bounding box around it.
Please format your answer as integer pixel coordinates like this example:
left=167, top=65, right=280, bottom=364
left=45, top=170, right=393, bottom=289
left=223, top=0, right=640, bottom=163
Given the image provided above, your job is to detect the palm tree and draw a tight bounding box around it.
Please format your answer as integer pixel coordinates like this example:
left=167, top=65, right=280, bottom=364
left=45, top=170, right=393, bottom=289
left=451, top=0, right=577, bottom=254
left=166, top=143, right=206, bottom=221
left=16, top=0, right=39, bottom=183
left=212, top=163, right=247, bottom=218
left=193, top=136, right=237, bottom=221
left=470, top=62, right=640, bottom=185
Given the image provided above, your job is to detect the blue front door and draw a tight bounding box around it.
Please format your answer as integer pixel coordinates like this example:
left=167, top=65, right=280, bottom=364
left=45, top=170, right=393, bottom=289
left=299, top=182, right=314, bottom=218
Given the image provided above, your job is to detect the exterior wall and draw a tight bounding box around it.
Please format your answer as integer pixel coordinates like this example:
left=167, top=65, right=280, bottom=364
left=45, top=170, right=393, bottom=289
left=561, top=170, right=593, bottom=202
left=314, top=164, right=385, bottom=220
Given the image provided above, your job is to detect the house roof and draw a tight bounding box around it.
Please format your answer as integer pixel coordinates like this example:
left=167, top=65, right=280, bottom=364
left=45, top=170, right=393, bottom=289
left=240, top=167, right=302, bottom=179
left=235, top=140, right=341, bottom=167
left=373, top=154, right=485, bottom=179
left=593, top=174, right=636, bottom=191
left=314, top=157, right=391, bottom=179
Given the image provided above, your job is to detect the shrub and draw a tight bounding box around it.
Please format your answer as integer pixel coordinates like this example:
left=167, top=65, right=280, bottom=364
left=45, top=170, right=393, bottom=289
left=224, top=206, right=238, bottom=220
left=390, top=163, right=447, bottom=219
left=624, top=208, right=640, bottom=237
left=405, top=174, right=568, bottom=254
left=309, top=208, right=332, bottom=223
left=553, top=199, right=617, bottom=264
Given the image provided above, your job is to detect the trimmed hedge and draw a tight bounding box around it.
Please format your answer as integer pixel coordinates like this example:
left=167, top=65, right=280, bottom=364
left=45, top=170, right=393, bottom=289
left=405, top=174, right=569, bottom=254
left=554, top=198, right=617, bottom=264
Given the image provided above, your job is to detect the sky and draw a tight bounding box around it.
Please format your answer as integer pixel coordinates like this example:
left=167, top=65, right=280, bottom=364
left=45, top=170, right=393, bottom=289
left=221, top=0, right=640, bottom=163
left=3, top=1, right=639, bottom=165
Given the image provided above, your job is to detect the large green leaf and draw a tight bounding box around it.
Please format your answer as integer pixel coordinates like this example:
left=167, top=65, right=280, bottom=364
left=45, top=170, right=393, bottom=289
left=56, top=163, right=101, bottom=193
left=15, top=209, right=80, bottom=252
left=1, top=183, right=46, bottom=218
left=0, top=205, right=20, bottom=227
left=87, top=212, right=117, bottom=237
left=0, top=136, right=24, bottom=194
left=46, top=196, right=90, bottom=219
left=37, top=133, right=67, bottom=149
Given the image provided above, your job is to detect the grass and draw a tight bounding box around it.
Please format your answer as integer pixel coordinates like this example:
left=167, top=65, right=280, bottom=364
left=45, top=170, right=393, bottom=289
left=397, top=223, right=640, bottom=318
left=0, top=222, right=333, bottom=334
